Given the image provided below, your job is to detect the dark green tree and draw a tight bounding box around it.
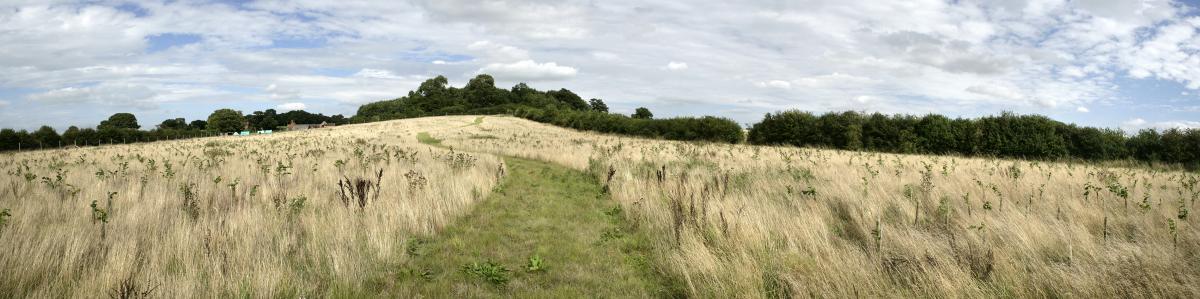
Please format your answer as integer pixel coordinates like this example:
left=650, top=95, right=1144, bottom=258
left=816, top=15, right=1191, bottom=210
left=632, top=107, right=654, bottom=119
left=62, top=126, right=81, bottom=146
left=189, top=120, right=207, bottom=130
left=159, top=118, right=188, bottom=130
left=98, top=113, right=140, bottom=130
left=547, top=89, right=588, bottom=110
left=207, top=109, right=245, bottom=133
left=31, top=125, right=60, bottom=147
left=917, top=114, right=954, bottom=154
left=589, top=99, right=609, bottom=113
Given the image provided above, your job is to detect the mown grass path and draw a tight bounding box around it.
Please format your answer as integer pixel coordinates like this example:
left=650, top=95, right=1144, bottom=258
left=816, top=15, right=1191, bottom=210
left=389, top=133, right=669, bottom=297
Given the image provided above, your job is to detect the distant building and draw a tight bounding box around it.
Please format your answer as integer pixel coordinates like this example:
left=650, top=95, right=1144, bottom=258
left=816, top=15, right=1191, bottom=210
left=287, top=120, right=333, bottom=131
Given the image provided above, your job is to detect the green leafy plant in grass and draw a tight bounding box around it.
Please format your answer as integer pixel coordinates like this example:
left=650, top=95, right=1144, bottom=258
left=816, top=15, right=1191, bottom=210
left=163, top=161, right=175, bottom=180
left=180, top=183, right=200, bottom=221
left=405, top=237, right=425, bottom=256
left=0, top=208, right=11, bottom=231
left=598, top=227, right=625, bottom=243
left=526, top=255, right=545, bottom=272
left=1139, top=193, right=1152, bottom=213
left=287, top=196, right=306, bottom=215
left=91, top=192, right=115, bottom=240
left=462, top=260, right=511, bottom=286
left=1083, top=182, right=1102, bottom=202
left=91, top=199, right=110, bottom=224
left=1108, top=182, right=1129, bottom=210
left=800, top=186, right=817, bottom=198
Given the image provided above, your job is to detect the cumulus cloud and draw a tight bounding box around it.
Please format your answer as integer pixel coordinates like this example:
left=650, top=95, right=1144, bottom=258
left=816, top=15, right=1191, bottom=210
left=276, top=102, right=306, bottom=111
left=1076, top=106, right=1089, bottom=113
left=476, top=60, right=577, bottom=81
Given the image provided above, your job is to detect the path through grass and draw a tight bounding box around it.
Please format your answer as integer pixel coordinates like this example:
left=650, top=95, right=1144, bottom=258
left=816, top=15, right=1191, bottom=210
left=383, top=155, right=671, bottom=297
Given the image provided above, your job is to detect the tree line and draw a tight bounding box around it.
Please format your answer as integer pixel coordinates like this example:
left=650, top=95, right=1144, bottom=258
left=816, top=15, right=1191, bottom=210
left=352, top=74, right=744, bottom=143
left=748, top=110, right=1200, bottom=168
left=0, top=109, right=348, bottom=152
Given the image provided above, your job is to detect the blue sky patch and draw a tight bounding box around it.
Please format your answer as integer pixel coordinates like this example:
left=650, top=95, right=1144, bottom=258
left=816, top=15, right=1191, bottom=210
left=146, top=33, right=203, bottom=53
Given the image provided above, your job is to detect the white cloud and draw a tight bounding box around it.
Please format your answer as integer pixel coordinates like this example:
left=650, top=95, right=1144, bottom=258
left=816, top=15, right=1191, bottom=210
left=27, top=84, right=158, bottom=108
left=277, top=102, right=306, bottom=111
left=666, top=62, right=688, bottom=71
left=432, top=60, right=447, bottom=65
left=1122, top=118, right=1200, bottom=131
left=1076, top=106, right=1089, bottom=113
left=592, top=51, right=619, bottom=61
left=467, top=40, right=529, bottom=62
left=1124, top=118, right=1147, bottom=126
left=965, top=84, right=1025, bottom=101
left=353, top=68, right=403, bottom=80
left=0, top=100, right=8, bottom=107
left=755, top=80, right=792, bottom=89
left=476, top=60, right=577, bottom=81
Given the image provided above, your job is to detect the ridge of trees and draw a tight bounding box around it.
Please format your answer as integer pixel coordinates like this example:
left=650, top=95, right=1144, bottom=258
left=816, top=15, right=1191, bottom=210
left=748, top=110, right=1200, bottom=168
left=352, top=74, right=744, bottom=143
left=0, top=108, right=349, bottom=151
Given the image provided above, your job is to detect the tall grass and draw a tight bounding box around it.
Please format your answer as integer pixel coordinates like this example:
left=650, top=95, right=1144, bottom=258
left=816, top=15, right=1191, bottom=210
left=0, top=117, right=502, bottom=297
left=438, top=115, right=1200, bottom=298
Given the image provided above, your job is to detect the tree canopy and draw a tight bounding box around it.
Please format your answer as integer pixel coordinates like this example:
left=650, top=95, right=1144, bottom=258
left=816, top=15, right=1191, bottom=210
left=632, top=107, right=653, bottom=119
left=207, top=109, right=245, bottom=133
left=352, top=74, right=742, bottom=143
left=98, top=113, right=140, bottom=130
left=748, top=110, right=1200, bottom=168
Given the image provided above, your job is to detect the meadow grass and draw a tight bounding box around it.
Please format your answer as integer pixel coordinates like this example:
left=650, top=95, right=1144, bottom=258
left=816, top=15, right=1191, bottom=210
left=3, top=114, right=1198, bottom=298
left=433, top=115, right=1200, bottom=298
left=0, top=117, right=502, bottom=297
left=382, top=156, right=669, bottom=297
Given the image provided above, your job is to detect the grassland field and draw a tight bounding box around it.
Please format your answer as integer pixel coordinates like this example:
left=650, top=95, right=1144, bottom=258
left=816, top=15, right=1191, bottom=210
left=1, top=115, right=1198, bottom=298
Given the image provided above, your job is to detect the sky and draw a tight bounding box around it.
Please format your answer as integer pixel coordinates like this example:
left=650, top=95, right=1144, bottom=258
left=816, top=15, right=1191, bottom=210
left=0, top=0, right=1198, bottom=132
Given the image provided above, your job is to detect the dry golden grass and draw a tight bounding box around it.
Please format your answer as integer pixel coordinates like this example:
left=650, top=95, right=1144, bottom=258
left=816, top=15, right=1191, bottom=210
left=4, top=115, right=1198, bottom=298
left=0, top=117, right=502, bottom=297
left=433, top=115, right=1200, bottom=298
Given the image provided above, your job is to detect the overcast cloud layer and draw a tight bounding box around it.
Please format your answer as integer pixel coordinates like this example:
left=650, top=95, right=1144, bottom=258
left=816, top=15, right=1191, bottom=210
left=0, top=0, right=1198, bottom=131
